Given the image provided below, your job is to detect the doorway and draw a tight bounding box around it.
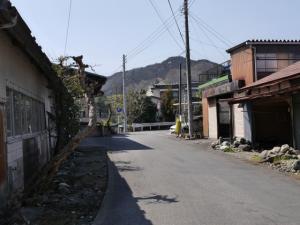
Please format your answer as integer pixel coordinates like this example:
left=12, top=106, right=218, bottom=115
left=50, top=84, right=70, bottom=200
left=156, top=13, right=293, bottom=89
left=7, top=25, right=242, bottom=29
left=217, top=95, right=233, bottom=139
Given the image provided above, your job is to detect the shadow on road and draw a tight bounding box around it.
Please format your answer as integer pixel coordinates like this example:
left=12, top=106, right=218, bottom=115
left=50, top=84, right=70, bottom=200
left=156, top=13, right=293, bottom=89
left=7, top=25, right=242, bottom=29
left=96, top=159, right=153, bottom=225
left=80, top=135, right=153, bottom=152
left=136, top=194, right=179, bottom=204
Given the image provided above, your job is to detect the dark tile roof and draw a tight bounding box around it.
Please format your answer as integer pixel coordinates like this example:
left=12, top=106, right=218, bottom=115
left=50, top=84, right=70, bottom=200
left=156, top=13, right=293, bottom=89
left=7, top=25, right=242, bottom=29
left=227, top=39, right=300, bottom=53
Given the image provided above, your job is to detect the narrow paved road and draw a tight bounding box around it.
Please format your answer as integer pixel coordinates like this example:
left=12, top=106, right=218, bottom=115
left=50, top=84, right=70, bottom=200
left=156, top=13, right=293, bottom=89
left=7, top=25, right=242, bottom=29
left=89, top=131, right=300, bottom=225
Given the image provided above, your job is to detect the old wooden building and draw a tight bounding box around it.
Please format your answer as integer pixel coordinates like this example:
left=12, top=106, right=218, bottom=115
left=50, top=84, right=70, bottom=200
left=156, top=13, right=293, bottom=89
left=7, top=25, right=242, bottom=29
left=0, top=3, right=65, bottom=206
left=202, top=40, right=300, bottom=147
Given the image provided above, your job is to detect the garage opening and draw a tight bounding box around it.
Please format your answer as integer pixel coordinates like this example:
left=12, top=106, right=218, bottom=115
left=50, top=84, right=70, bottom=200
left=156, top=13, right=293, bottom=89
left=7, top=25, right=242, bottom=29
left=252, top=98, right=292, bottom=148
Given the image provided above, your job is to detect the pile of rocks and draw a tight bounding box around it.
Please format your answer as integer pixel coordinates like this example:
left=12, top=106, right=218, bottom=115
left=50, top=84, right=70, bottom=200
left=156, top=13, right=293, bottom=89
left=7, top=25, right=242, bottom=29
left=211, top=137, right=252, bottom=153
left=259, top=144, right=300, bottom=173
left=0, top=147, right=108, bottom=225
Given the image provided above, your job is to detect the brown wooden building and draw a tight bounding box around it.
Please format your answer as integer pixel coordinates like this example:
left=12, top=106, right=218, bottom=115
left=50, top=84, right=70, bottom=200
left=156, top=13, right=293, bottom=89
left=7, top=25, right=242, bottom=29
left=202, top=40, right=300, bottom=146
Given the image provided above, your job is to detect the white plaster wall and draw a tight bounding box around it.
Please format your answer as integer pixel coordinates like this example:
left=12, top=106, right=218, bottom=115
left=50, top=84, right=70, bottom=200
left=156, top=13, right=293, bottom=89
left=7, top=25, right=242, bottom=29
left=208, top=98, right=218, bottom=139
left=233, top=104, right=245, bottom=138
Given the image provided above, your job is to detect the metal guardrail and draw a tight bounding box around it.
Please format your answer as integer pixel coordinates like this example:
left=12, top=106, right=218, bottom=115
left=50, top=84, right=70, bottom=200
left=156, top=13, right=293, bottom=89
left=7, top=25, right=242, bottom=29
left=131, top=122, right=175, bottom=132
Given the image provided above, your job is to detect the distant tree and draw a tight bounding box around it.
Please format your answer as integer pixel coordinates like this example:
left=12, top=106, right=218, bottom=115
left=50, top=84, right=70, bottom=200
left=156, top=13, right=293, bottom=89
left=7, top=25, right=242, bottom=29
left=161, top=88, right=175, bottom=122
left=139, top=95, right=157, bottom=123
left=127, top=89, right=157, bottom=124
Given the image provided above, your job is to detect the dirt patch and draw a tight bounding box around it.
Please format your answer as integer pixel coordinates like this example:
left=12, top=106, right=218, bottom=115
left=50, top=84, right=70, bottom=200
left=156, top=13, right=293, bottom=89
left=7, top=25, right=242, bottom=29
left=0, top=146, right=108, bottom=225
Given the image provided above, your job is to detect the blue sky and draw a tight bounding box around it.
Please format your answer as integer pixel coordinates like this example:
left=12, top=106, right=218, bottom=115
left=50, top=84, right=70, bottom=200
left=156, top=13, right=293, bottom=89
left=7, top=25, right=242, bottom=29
left=11, top=0, right=300, bottom=76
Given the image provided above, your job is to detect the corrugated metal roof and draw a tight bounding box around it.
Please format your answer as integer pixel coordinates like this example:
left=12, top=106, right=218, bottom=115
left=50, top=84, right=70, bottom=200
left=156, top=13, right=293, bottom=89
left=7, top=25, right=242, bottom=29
left=242, top=61, right=300, bottom=90
left=227, top=39, right=300, bottom=53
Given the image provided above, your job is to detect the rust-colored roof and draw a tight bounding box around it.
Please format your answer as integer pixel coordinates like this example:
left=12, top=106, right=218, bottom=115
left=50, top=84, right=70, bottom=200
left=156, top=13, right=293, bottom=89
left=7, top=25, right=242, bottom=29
left=242, top=61, right=300, bottom=90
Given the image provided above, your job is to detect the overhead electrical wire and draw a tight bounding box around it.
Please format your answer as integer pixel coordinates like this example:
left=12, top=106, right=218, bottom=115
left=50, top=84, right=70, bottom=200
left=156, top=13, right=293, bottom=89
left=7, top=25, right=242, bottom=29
left=167, top=0, right=185, bottom=45
left=110, top=14, right=179, bottom=74
left=127, top=15, right=178, bottom=59
left=190, top=16, right=227, bottom=59
left=191, top=13, right=232, bottom=47
left=189, top=0, right=196, bottom=8
left=147, top=0, right=184, bottom=51
left=111, top=1, right=191, bottom=74
left=64, top=0, right=73, bottom=56
left=190, top=36, right=227, bottom=50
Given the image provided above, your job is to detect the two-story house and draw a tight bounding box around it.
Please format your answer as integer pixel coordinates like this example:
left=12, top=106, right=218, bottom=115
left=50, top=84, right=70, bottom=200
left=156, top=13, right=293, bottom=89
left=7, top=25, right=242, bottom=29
left=202, top=40, right=300, bottom=148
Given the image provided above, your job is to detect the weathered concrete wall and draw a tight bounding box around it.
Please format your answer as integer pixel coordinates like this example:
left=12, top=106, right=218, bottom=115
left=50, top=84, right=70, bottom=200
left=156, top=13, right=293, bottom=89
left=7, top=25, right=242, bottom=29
left=0, top=30, right=53, bottom=199
left=208, top=98, right=218, bottom=139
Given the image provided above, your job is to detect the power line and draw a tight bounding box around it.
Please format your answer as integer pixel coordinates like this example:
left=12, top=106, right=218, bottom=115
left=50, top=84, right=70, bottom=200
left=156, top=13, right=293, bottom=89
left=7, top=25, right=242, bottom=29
left=147, top=0, right=184, bottom=50
left=110, top=15, right=178, bottom=75
left=110, top=1, right=187, bottom=75
left=189, top=0, right=196, bottom=8
left=127, top=15, right=177, bottom=59
left=190, top=36, right=227, bottom=50
left=191, top=13, right=232, bottom=47
left=127, top=15, right=174, bottom=56
left=167, top=0, right=185, bottom=45
left=190, top=15, right=227, bottom=59
left=64, top=0, right=73, bottom=56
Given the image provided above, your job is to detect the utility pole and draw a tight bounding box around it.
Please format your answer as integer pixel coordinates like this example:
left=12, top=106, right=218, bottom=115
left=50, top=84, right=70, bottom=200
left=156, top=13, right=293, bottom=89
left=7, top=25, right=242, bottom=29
left=122, top=54, right=127, bottom=133
left=183, top=0, right=194, bottom=138
left=179, top=64, right=182, bottom=117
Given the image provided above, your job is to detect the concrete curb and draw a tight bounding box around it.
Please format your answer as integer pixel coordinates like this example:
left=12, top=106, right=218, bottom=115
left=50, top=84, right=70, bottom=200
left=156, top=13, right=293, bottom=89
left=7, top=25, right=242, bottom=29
left=92, top=153, right=114, bottom=225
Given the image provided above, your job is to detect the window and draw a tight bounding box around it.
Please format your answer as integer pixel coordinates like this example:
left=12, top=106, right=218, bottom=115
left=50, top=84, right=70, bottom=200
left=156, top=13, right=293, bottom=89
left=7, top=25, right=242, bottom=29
left=5, top=88, right=13, bottom=137
left=289, top=53, right=300, bottom=65
left=5, top=88, right=46, bottom=137
left=256, top=53, right=278, bottom=73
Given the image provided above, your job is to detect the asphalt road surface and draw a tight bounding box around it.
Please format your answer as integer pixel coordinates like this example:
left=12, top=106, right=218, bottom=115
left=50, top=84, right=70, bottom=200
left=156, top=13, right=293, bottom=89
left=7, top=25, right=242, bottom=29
left=89, top=131, right=300, bottom=225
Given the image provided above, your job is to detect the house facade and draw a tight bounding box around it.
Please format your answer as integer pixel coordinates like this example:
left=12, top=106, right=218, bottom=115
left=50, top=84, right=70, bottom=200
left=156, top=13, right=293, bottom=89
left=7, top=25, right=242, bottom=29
left=0, top=4, right=64, bottom=206
left=147, top=82, right=203, bottom=118
left=202, top=40, right=300, bottom=147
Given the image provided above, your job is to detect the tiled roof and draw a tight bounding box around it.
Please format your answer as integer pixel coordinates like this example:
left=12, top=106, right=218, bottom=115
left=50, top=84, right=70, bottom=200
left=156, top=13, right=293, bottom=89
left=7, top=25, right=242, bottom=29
left=242, top=61, right=300, bottom=90
left=227, top=39, right=300, bottom=53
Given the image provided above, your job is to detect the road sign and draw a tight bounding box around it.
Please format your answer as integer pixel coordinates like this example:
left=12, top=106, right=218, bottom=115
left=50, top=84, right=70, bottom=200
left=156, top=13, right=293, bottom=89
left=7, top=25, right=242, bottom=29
left=117, top=107, right=123, bottom=113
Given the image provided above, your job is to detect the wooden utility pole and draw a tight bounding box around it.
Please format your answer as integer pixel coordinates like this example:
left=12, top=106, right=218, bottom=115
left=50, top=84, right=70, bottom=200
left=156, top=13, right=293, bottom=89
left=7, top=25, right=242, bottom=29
left=183, top=0, right=194, bottom=138
left=122, top=54, right=128, bottom=133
